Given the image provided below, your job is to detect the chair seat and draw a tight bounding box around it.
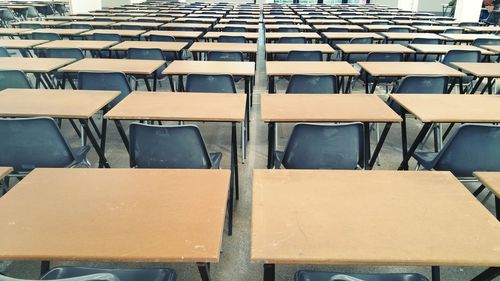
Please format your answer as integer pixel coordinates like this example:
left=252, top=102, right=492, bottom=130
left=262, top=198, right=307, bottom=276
left=41, top=267, right=176, bottom=281
left=414, top=150, right=439, bottom=170
left=294, top=270, right=429, bottom=281
left=210, top=152, right=222, bottom=169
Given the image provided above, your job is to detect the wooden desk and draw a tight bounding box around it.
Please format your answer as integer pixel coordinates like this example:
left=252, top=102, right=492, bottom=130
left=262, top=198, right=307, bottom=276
left=204, top=31, right=259, bottom=41
left=363, top=24, right=415, bottom=32
left=0, top=168, right=230, bottom=281
left=409, top=44, right=494, bottom=56
left=47, top=15, right=91, bottom=21
left=34, top=40, right=118, bottom=51
left=175, top=17, right=218, bottom=23
left=261, top=94, right=401, bottom=169
left=142, top=30, right=202, bottom=40
left=440, top=33, right=500, bottom=43
left=452, top=62, right=500, bottom=94
left=313, top=24, right=363, bottom=31
left=110, top=41, right=188, bottom=54
left=466, top=26, right=500, bottom=34
left=189, top=42, right=257, bottom=61
left=60, top=21, right=115, bottom=28
left=265, top=32, right=321, bottom=42
left=323, top=32, right=384, bottom=42
left=337, top=43, right=415, bottom=60
left=382, top=32, right=446, bottom=43
left=265, top=24, right=312, bottom=31
left=81, top=29, right=145, bottom=38
left=391, top=94, right=500, bottom=170
left=219, top=18, right=259, bottom=24
left=111, top=22, right=163, bottom=29
left=214, top=24, right=259, bottom=31
left=266, top=61, right=359, bottom=93
left=13, top=20, right=67, bottom=27
left=265, top=43, right=335, bottom=60
left=252, top=169, right=500, bottom=281
left=306, top=19, right=348, bottom=24
left=0, top=89, right=119, bottom=168
left=348, top=19, right=391, bottom=25
left=162, top=22, right=212, bottom=30
left=415, top=26, right=463, bottom=33
left=481, top=45, right=500, bottom=54
left=0, top=28, right=31, bottom=36
left=0, top=167, right=12, bottom=180
left=21, top=28, right=88, bottom=37
left=0, top=57, right=73, bottom=88
left=263, top=18, right=303, bottom=24
left=474, top=172, right=500, bottom=219
left=357, top=61, right=465, bottom=93
left=132, top=16, right=175, bottom=23
left=0, top=39, right=47, bottom=49
left=59, top=58, right=164, bottom=76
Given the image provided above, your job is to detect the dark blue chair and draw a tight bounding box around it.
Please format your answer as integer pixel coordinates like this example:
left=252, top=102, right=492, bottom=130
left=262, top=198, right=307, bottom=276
left=127, top=48, right=167, bottom=90
left=129, top=123, right=221, bottom=169
left=472, top=38, right=500, bottom=62
left=414, top=124, right=500, bottom=177
left=0, top=117, right=90, bottom=175
left=277, top=27, right=300, bottom=32
left=345, top=37, right=374, bottom=63
left=218, top=35, right=246, bottom=43
left=1, top=273, right=119, bottom=281
left=0, top=9, right=18, bottom=27
left=443, top=28, right=462, bottom=34
left=223, top=26, right=246, bottom=32
left=69, top=23, right=93, bottom=30
left=120, top=24, right=143, bottom=30
left=387, top=27, right=411, bottom=32
left=286, top=74, right=338, bottom=94
left=442, top=50, right=480, bottom=89
left=207, top=51, right=244, bottom=61
left=275, top=123, right=364, bottom=169
left=325, top=27, right=349, bottom=32
left=185, top=74, right=237, bottom=93
left=45, top=48, right=85, bottom=88
left=149, top=34, right=177, bottom=61
left=42, top=267, right=176, bottom=281
left=278, top=36, right=306, bottom=43
left=361, top=52, right=404, bottom=92
left=459, top=22, right=480, bottom=27
left=0, top=47, right=10, bottom=57
left=294, top=271, right=428, bottom=281
left=92, top=33, right=124, bottom=58
left=410, top=38, right=441, bottom=62
left=32, top=32, right=62, bottom=40
left=78, top=72, right=132, bottom=107
left=0, top=70, right=32, bottom=90
left=287, top=50, right=323, bottom=61
left=18, top=23, right=42, bottom=29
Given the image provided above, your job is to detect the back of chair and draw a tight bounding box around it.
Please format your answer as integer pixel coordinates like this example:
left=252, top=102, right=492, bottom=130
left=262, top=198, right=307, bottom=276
left=185, top=74, right=236, bottom=93
left=218, top=35, right=246, bottom=43
left=0, top=47, right=10, bottom=57
left=394, top=75, right=449, bottom=93
left=286, top=74, right=338, bottom=94
left=366, top=52, right=403, bottom=62
left=207, top=51, right=244, bottom=61
left=387, top=27, right=411, bottom=33
left=325, top=27, right=349, bottom=32
left=458, top=22, right=480, bottom=27
left=127, top=48, right=164, bottom=60
left=442, top=50, right=480, bottom=67
left=287, top=50, right=322, bottom=61
left=149, top=34, right=176, bottom=42
left=410, top=38, right=441, bottom=44
left=277, top=27, right=300, bottom=32
left=350, top=37, right=373, bottom=44
left=223, top=26, right=246, bottom=32
left=472, top=38, right=500, bottom=47
left=45, top=48, right=85, bottom=60
left=281, top=123, right=363, bottom=169
left=0, top=70, right=32, bottom=90
left=19, top=23, right=42, bottom=29
left=129, top=123, right=213, bottom=168
left=443, top=28, right=462, bottom=34
left=92, top=33, right=123, bottom=42
left=32, top=32, right=61, bottom=40
left=278, top=37, right=306, bottom=43
left=0, top=117, right=76, bottom=172
left=69, top=23, right=92, bottom=30
left=120, top=25, right=143, bottom=30
left=434, top=124, right=500, bottom=177
left=78, top=72, right=131, bottom=107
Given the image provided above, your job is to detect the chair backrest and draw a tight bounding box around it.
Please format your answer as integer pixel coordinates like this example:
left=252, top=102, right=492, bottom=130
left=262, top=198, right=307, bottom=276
left=45, top=48, right=85, bottom=60
left=0, top=47, right=10, bottom=57
left=472, top=38, right=500, bottom=47
left=223, top=26, right=246, bottom=32
left=433, top=124, right=500, bottom=177
left=77, top=72, right=131, bottom=107
left=277, top=27, right=300, bottom=32
left=325, top=27, right=349, bottom=32
left=218, top=35, right=246, bottom=43
left=149, top=34, right=176, bottom=42
left=387, top=27, right=411, bottom=33
left=120, top=24, right=143, bottom=30
left=92, top=33, right=123, bottom=42
left=443, top=28, right=462, bottom=34
left=281, top=123, right=363, bottom=169
left=185, top=74, right=236, bottom=93
left=136, top=18, right=157, bottom=23
left=286, top=74, right=338, bottom=94
left=19, top=23, right=42, bottom=29
left=366, top=52, right=403, bottom=62
left=410, top=38, right=441, bottom=44
left=127, top=48, right=164, bottom=60
left=0, top=117, right=76, bottom=172
left=349, top=37, right=373, bottom=44
left=458, top=22, right=480, bottom=27
left=442, top=50, right=480, bottom=67
left=0, top=70, right=32, bottom=90
left=278, top=36, right=306, bottom=43
left=69, top=23, right=92, bottom=30
left=394, top=75, right=449, bottom=93
left=32, top=32, right=61, bottom=40
left=207, top=51, right=244, bottom=61
left=129, top=123, right=214, bottom=168
left=5, top=273, right=120, bottom=281
left=287, top=50, right=323, bottom=61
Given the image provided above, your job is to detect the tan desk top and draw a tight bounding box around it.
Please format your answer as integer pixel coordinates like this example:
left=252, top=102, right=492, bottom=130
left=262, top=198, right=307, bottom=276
left=0, top=89, right=119, bottom=119
left=266, top=61, right=359, bottom=76
left=263, top=19, right=303, bottom=24
left=204, top=32, right=259, bottom=40
left=60, top=21, right=115, bottom=27
left=306, top=19, right=348, bottom=24
left=162, top=22, right=212, bottom=29
left=265, top=32, right=321, bottom=40
left=163, top=60, right=255, bottom=76
left=390, top=94, right=500, bottom=123
left=474, top=172, right=500, bottom=198
left=90, top=16, right=132, bottom=21
left=363, top=24, right=415, bottom=31
left=59, top=58, right=164, bottom=76
left=265, top=24, right=312, bottom=30
left=0, top=28, right=31, bottom=36
left=13, top=20, right=67, bottom=27
left=175, top=17, right=218, bottom=23
left=111, top=22, right=163, bottom=28
left=337, top=43, right=415, bottom=54
left=481, top=45, right=500, bottom=53
left=214, top=24, right=259, bottom=30
left=34, top=40, right=118, bottom=50
left=219, top=18, right=259, bottom=24
left=466, top=26, right=500, bottom=33
left=251, top=169, right=500, bottom=266
left=21, top=28, right=88, bottom=36
left=261, top=94, right=401, bottom=123
left=410, top=44, right=494, bottom=55
left=0, top=168, right=229, bottom=263
left=0, top=57, right=74, bottom=73
left=47, top=15, right=91, bottom=21
left=0, top=39, right=47, bottom=48
left=110, top=41, right=188, bottom=52
left=189, top=42, right=257, bottom=53
left=382, top=32, right=446, bottom=41
left=105, top=92, right=245, bottom=122
left=415, top=25, right=463, bottom=33
left=265, top=43, right=335, bottom=54
left=357, top=61, right=465, bottom=77
left=314, top=24, right=364, bottom=31
left=81, top=29, right=145, bottom=37
left=0, top=167, right=12, bottom=180
left=452, top=62, right=500, bottom=78
left=323, top=32, right=384, bottom=40
left=143, top=30, right=202, bottom=39
left=440, top=33, right=500, bottom=42
left=132, top=16, right=175, bottom=23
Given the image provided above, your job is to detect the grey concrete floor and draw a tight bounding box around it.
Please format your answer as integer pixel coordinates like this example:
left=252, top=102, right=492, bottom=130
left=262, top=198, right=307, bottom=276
left=3, top=24, right=499, bottom=281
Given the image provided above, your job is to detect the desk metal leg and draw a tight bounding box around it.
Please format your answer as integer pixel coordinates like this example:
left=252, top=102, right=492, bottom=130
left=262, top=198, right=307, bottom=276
left=363, top=122, right=371, bottom=169
left=470, top=77, right=484, bottom=94
left=231, top=122, right=239, bottom=201
left=100, top=108, right=108, bottom=169
left=40, top=261, right=50, bottom=277
left=79, top=119, right=110, bottom=168
left=268, top=75, right=275, bottom=94
left=267, top=122, right=275, bottom=169
left=495, top=196, right=500, bottom=220
left=398, top=122, right=433, bottom=170
left=487, top=77, right=494, bottom=95
left=345, top=76, right=352, bottom=93
left=263, top=264, right=275, bottom=281
left=471, top=267, right=500, bottom=281
left=368, top=122, right=392, bottom=170
left=196, top=262, right=211, bottom=281
left=400, top=112, right=408, bottom=167
left=113, top=120, right=130, bottom=153
left=431, top=266, right=440, bottom=281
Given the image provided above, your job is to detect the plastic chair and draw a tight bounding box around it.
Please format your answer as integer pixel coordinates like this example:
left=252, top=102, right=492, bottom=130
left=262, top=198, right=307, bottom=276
left=218, top=35, right=246, bottom=43
left=361, top=52, right=404, bottom=92
left=387, top=27, right=411, bottom=32
left=286, top=74, right=338, bottom=94
left=32, top=32, right=61, bottom=41
left=325, top=27, right=349, bottom=32
left=0, top=47, right=10, bottom=57
left=472, top=38, right=500, bottom=62
left=278, top=36, right=306, bottom=43
left=207, top=51, right=244, bottom=61
left=78, top=72, right=131, bottom=107
left=277, top=27, right=300, bottom=32
left=127, top=48, right=167, bottom=90
left=275, top=123, right=364, bottom=169
left=346, top=37, right=374, bottom=63
left=443, top=50, right=480, bottom=89
left=45, top=48, right=85, bottom=88
left=0, top=9, right=18, bottom=27
left=410, top=37, right=441, bottom=61
left=294, top=271, right=428, bottom=281
left=0, top=273, right=119, bottom=281
left=443, top=28, right=462, bottom=34
left=24, top=6, right=42, bottom=20
left=223, top=26, right=246, bottom=32
left=18, top=23, right=42, bottom=29
left=350, top=37, right=373, bottom=44
left=0, top=70, right=32, bottom=90
left=287, top=50, right=323, bottom=61
left=92, top=33, right=123, bottom=58
left=129, top=123, right=221, bottom=169
left=185, top=74, right=236, bottom=93
left=0, top=117, right=90, bottom=174
left=120, top=24, right=143, bottom=30
left=459, top=22, right=480, bottom=27
left=42, top=267, right=176, bottom=281
left=69, top=23, right=92, bottom=30
left=414, top=124, right=500, bottom=178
